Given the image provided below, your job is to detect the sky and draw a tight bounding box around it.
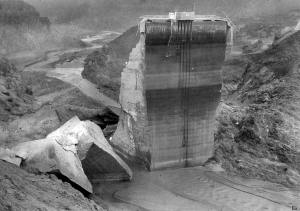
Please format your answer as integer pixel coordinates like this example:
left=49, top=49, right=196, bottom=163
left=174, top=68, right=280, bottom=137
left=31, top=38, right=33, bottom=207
left=22, top=0, right=300, bottom=30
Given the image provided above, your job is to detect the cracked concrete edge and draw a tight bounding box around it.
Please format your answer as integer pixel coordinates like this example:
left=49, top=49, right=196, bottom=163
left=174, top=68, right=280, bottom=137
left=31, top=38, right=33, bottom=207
left=83, top=120, right=133, bottom=180
left=0, top=147, right=22, bottom=166
left=1, top=116, right=133, bottom=194
left=48, top=116, right=133, bottom=180
left=11, top=138, right=93, bottom=193
left=111, top=35, right=151, bottom=164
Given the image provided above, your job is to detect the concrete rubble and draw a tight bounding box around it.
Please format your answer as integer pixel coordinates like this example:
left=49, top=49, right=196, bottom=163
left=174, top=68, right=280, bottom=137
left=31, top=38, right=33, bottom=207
left=0, top=116, right=132, bottom=194
left=0, top=147, right=21, bottom=166
left=12, top=136, right=93, bottom=193
left=47, top=116, right=133, bottom=182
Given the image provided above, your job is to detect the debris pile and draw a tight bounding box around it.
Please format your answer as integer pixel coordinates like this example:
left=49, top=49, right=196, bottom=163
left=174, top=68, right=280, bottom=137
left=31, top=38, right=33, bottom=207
left=0, top=116, right=132, bottom=194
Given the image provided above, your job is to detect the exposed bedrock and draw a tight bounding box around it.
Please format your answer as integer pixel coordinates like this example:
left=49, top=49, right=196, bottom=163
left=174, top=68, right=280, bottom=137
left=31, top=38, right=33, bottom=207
left=82, top=26, right=139, bottom=100
left=213, top=30, right=300, bottom=186
left=0, top=57, right=33, bottom=122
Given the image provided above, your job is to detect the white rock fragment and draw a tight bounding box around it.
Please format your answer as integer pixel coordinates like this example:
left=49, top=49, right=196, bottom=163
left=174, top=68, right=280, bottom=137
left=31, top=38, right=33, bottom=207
left=0, top=147, right=22, bottom=166
left=4, top=116, right=132, bottom=193
left=12, top=138, right=93, bottom=193
left=47, top=116, right=133, bottom=182
left=295, top=20, right=300, bottom=31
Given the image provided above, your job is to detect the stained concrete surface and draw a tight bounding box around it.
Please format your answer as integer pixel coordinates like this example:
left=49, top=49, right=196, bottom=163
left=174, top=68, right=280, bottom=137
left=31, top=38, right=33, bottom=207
left=145, top=43, right=226, bottom=169
left=147, top=86, right=221, bottom=169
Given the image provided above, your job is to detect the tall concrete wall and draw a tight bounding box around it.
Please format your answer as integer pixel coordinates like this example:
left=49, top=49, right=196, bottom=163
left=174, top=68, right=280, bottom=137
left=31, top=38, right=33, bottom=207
left=145, top=43, right=226, bottom=170
left=112, top=28, right=228, bottom=170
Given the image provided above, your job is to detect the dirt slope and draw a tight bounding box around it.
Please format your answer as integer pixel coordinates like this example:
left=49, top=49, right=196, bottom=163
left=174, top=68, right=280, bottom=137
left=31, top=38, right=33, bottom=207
left=0, top=160, right=104, bottom=211
left=213, top=30, right=300, bottom=187
left=82, top=26, right=139, bottom=100
left=0, top=57, right=33, bottom=122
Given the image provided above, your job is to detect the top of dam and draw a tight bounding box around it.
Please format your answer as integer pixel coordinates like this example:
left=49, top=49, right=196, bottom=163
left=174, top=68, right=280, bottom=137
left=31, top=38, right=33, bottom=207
left=141, top=11, right=231, bottom=22
left=140, top=12, right=234, bottom=45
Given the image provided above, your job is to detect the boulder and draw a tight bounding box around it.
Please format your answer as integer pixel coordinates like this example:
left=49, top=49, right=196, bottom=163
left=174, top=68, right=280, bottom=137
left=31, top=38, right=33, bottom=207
left=5, top=116, right=132, bottom=193
left=47, top=116, right=133, bottom=182
left=12, top=137, right=93, bottom=193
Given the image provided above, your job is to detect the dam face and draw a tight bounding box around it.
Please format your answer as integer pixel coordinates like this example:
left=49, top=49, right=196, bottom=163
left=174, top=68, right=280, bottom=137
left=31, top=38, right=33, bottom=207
left=112, top=12, right=231, bottom=170
left=145, top=44, right=226, bottom=169
left=143, top=15, right=229, bottom=170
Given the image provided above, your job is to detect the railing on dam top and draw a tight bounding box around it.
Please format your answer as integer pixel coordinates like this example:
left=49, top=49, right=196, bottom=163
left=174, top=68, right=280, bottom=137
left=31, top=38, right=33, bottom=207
left=139, top=12, right=234, bottom=46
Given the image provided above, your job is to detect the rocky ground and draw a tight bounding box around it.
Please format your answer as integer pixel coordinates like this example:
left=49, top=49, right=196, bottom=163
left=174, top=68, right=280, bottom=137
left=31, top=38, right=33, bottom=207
left=82, top=26, right=139, bottom=101
left=0, top=160, right=104, bottom=211
left=212, top=15, right=300, bottom=187
left=0, top=57, right=34, bottom=122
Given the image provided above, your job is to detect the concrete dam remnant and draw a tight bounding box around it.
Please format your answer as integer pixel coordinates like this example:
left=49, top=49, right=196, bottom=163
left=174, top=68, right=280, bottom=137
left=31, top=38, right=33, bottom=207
left=112, top=12, right=232, bottom=170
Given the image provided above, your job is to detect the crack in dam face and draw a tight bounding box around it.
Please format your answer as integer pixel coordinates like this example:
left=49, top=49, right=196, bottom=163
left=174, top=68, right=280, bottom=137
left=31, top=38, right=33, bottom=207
left=112, top=13, right=232, bottom=170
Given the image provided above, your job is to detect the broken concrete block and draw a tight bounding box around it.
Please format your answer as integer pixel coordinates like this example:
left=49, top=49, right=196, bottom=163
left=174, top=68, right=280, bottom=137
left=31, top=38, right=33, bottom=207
left=0, top=147, right=22, bottom=166
left=12, top=138, right=93, bottom=193
left=47, top=116, right=133, bottom=182
left=9, top=116, right=132, bottom=193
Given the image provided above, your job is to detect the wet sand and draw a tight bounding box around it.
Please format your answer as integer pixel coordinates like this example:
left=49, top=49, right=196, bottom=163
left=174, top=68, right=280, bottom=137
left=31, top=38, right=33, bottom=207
left=95, top=167, right=298, bottom=211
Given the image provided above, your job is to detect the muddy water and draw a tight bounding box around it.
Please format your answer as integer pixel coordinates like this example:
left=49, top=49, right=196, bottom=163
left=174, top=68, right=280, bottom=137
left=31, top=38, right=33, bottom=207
left=145, top=44, right=226, bottom=170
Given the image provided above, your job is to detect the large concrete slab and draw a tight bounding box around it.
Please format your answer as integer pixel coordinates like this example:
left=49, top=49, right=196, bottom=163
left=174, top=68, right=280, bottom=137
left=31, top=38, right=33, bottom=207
left=47, top=116, right=133, bottom=182
left=8, top=116, right=132, bottom=194
left=13, top=137, right=93, bottom=193
left=145, top=42, right=226, bottom=169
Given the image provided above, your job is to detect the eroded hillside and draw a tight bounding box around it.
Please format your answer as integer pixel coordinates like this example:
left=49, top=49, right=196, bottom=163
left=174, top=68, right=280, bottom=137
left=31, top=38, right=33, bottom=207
left=0, top=160, right=104, bottom=211
left=0, top=57, right=33, bottom=122
left=82, top=26, right=139, bottom=100
left=214, top=30, right=300, bottom=187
